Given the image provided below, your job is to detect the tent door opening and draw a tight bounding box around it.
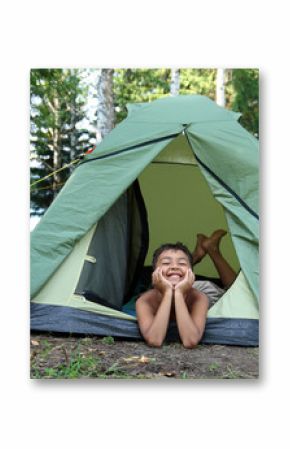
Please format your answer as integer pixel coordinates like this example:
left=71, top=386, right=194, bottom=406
left=138, top=158, right=240, bottom=281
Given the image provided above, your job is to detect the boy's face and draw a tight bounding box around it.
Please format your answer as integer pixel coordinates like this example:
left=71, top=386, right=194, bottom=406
left=156, top=249, right=191, bottom=286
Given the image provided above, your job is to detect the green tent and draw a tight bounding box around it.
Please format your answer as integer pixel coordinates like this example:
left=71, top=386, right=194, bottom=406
left=31, top=94, right=259, bottom=346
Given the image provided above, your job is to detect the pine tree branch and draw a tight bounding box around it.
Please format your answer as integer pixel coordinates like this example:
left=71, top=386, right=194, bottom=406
left=31, top=155, right=53, bottom=171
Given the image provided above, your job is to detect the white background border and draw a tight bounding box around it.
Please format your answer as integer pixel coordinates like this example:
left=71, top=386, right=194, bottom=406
left=1, top=1, right=289, bottom=447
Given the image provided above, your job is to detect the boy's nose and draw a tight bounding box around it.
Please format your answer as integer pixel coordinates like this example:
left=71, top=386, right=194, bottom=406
left=169, top=262, right=179, bottom=270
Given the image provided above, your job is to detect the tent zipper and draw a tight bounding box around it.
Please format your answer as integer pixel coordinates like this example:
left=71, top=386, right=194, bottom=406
left=79, top=132, right=181, bottom=166
left=184, top=132, right=259, bottom=220
left=194, top=152, right=259, bottom=220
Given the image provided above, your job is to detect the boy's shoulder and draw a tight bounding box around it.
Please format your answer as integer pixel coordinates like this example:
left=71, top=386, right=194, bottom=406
left=188, top=287, right=209, bottom=307
left=136, top=288, right=162, bottom=307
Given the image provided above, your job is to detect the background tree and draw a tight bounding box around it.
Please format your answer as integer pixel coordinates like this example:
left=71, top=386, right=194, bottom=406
left=113, top=69, right=171, bottom=123
left=95, top=69, right=115, bottom=142
left=170, top=69, right=180, bottom=96
left=30, top=69, right=94, bottom=215
left=230, top=69, right=259, bottom=137
left=179, top=68, right=258, bottom=136
left=78, top=68, right=102, bottom=142
left=179, top=69, right=216, bottom=99
left=216, top=68, right=226, bottom=107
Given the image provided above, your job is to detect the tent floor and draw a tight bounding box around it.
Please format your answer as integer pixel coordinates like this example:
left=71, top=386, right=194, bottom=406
left=31, top=303, right=259, bottom=347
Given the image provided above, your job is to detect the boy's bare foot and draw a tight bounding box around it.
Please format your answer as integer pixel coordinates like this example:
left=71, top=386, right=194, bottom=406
left=192, top=233, right=207, bottom=264
left=202, top=229, right=227, bottom=253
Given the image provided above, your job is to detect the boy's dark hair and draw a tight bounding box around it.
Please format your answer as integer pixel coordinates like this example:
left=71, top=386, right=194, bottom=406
left=152, top=242, right=193, bottom=269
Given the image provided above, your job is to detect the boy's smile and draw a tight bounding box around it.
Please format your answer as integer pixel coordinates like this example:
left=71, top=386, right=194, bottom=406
left=165, top=272, right=183, bottom=285
left=156, top=249, right=191, bottom=286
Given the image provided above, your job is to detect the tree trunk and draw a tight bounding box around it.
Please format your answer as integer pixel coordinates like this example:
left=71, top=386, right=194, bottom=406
left=78, top=68, right=101, bottom=143
left=69, top=69, right=77, bottom=165
left=52, top=96, right=61, bottom=197
left=96, top=69, right=115, bottom=143
left=216, top=68, right=226, bottom=107
left=170, top=69, right=180, bottom=96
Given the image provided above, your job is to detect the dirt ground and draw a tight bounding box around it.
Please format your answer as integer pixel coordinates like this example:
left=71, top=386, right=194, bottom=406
left=30, top=332, right=259, bottom=379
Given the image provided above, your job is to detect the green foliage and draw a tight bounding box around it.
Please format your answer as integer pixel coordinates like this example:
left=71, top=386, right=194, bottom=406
left=38, top=354, right=101, bottom=379
left=230, top=69, right=259, bottom=137
left=113, top=68, right=259, bottom=129
left=101, top=336, right=115, bottom=345
left=113, top=69, right=218, bottom=123
left=113, top=68, right=171, bottom=122
left=208, top=362, right=220, bottom=373
left=30, top=69, right=93, bottom=215
left=180, top=69, right=216, bottom=99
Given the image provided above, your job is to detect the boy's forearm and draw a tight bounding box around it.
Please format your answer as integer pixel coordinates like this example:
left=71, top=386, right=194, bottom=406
left=144, top=290, right=173, bottom=347
left=174, top=291, right=201, bottom=348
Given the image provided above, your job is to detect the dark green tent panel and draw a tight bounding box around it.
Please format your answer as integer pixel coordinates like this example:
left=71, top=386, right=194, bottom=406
left=31, top=95, right=259, bottom=346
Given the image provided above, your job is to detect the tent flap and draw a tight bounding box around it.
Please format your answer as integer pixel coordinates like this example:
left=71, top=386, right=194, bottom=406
left=31, top=131, right=181, bottom=297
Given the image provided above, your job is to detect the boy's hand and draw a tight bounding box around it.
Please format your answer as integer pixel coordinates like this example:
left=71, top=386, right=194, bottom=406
left=174, top=269, right=195, bottom=295
left=152, top=267, right=173, bottom=294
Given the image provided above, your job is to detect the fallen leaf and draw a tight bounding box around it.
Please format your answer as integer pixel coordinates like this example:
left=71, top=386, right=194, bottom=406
left=31, top=340, right=40, bottom=346
left=139, top=355, right=150, bottom=363
left=159, top=371, right=176, bottom=377
left=122, top=356, right=140, bottom=363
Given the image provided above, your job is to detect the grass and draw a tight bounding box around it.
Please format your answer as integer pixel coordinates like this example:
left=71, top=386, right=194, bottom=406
left=221, top=364, right=244, bottom=379
left=208, top=362, right=220, bottom=373
left=31, top=347, right=148, bottom=379
left=101, top=336, right=115, bottom=345
left=31, top=353, right=101, bottom=379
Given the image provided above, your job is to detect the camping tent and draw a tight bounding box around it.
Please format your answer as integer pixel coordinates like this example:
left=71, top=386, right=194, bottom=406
left=30, top=94, right=259, bottom=346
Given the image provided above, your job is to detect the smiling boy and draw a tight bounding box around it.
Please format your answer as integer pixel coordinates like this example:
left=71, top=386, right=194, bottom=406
left=136, top=242, right=209, bottom=348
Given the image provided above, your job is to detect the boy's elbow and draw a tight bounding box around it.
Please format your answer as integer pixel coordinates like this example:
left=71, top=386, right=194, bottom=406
left=145, top=333, right=163, bottom=348
left=147, top=337, right=163, bottom=348
left=182, top=335, right=201, bottom=349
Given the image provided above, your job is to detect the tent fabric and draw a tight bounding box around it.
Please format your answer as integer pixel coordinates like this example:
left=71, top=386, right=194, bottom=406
left=74, top=181, right=149, bottom=309
left=31, top=94, right=259, bottom=346
left=208, top=271, right=259, bottom=319
left=74, top=191, right=129, bottom=310
left=31, top=133, right=181, bottom=298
